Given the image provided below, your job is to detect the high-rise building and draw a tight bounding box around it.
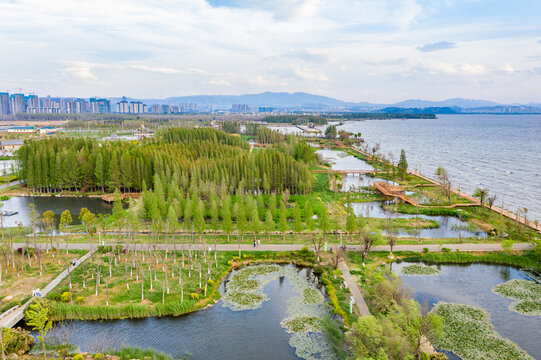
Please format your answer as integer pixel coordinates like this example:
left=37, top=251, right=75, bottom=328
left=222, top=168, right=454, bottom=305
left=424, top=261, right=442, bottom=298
left=129, top=101, right=146, bottom=114
left=10, top=94, right=25, bottom=114
left=232, top=104, right=252, bottom=113
left=117, top=100, right=130, bottom=113
left=89, top=98, right=111, bottom=113
left=0, top=92, right=10, bottom=115
left=151, top=104, right=161, bottom=113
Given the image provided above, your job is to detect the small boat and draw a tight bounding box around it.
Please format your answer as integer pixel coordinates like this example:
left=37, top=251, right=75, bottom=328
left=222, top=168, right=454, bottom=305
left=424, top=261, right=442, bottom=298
left=0, top=210, right=18, bottom=216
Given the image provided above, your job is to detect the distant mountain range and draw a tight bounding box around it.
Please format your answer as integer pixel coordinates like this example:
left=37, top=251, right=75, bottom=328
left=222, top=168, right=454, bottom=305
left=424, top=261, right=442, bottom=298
left=111, top=92, right=541, bottom=113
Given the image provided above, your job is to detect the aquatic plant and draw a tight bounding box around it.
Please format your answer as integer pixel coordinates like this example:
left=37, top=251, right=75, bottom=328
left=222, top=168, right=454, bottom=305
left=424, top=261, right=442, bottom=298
left=221, top=264, right=337, bottom=360
left=401, top=264, right=440, bottom=276
left=492, top=279, right=541, bottom=316
left=430, top=302, right=534, bottom=360
left=221, top=265, right=280, bottom=311
left=281, top=316, right=322, bottom=333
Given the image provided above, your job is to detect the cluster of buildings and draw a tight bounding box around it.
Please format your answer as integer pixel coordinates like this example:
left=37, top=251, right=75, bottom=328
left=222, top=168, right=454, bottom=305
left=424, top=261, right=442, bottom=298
left=0, top=92, right=214, bottom=115
left=0, top=92, right=111, bottom=115
left=0, top=91, right=319, bottom=116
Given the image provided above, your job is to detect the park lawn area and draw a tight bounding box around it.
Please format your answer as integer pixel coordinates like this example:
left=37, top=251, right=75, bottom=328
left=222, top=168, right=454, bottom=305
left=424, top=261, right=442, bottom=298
left=0, top=249, right=87, bottom=304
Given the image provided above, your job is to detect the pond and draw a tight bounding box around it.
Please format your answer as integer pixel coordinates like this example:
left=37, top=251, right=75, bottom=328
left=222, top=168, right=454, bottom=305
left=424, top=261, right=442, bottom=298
left=315, top=149, right=374, bottom=171
left=0, top=196, right=114, bottom=228
left=350, top=202, right=485, bottom=238
left=392, top=262, right=541, bottom=359
left=342, top=175, right=397, bottom=192
left=40, top=265, right=334, bottom=360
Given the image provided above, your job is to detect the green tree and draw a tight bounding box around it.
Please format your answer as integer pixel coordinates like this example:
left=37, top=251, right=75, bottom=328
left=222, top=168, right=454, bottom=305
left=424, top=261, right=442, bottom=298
left=293, top=202, right=303, bottom=235
left=305, top=201, right=314, bottom=233
left=264, top=210, right=275, bottom=242
left=59, top=210, right=73, bottom=254
left=325, top=125, right=337, bottom=139
left=320, top=204, right=330, bottom=242
left=222, top=196, right=233, bottom=243
left=279, top=200, right=287, bottom=242
left=25, top=303, right=52, bottom=360
left=473, top=188, right=488, bottom=207
left=94, top=152, right=105, bottom=192
left=397, top=149, right=408, bottom=180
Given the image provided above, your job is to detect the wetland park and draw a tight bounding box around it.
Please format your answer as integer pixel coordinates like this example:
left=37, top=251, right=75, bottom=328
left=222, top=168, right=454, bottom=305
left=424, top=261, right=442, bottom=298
left=0, top=118, right=539, bottom=360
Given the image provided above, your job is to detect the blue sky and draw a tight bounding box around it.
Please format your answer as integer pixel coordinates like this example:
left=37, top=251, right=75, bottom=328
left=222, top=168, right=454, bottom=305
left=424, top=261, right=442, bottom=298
left=0, top=0, right=540, bottom=103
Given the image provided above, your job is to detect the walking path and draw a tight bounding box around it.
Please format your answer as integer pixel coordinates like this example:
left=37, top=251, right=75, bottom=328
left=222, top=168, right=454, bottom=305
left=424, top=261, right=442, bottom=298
left=0, top=249, right=95, bottom=328
left=338, top=260, right=371, bottom=316
left=0, top=180, right=22, bottom=190
left=11, top=242, right=532, bottom=252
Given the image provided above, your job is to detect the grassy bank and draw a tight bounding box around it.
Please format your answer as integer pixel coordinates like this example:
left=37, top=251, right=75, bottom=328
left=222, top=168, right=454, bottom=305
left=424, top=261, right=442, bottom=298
left=401, top=251, right=541, bottom=272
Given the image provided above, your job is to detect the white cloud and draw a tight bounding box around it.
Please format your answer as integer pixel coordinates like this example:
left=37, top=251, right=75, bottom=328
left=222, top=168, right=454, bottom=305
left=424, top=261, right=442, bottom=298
left=0, top=0, right=540, bottom=102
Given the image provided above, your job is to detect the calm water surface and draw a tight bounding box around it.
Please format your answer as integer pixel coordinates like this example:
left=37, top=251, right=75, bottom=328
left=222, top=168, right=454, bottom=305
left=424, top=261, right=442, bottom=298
left=45, top=265, right=320, bottom=360
left=393, top=262, right=541, bottom=359
left=1, top=196, right=113, bottom=227
left=338, top=115, right=541, bottom=222
left=350, top=202, right=484, bottom=238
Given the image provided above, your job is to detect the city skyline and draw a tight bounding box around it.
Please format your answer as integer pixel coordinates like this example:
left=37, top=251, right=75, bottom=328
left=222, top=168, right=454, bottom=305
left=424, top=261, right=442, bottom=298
left=1, top=0, right=541, bottom=103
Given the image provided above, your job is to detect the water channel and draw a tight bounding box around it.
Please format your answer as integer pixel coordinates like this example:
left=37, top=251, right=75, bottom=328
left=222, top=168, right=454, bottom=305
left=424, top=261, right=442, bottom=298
left=393, top=262, right=541, bottom=359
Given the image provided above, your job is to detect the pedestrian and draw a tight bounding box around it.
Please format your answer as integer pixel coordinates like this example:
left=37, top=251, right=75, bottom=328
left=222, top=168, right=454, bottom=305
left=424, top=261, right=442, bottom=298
left=253, top=240, right=256, bottom=247
left=257, top=239, right=260, bottom=247
left=32, top=289, right=36, bottom=297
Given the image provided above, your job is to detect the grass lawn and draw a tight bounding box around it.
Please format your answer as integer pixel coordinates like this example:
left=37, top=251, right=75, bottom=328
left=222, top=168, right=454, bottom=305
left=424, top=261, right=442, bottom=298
left=0, top=249, right=87, bottom=306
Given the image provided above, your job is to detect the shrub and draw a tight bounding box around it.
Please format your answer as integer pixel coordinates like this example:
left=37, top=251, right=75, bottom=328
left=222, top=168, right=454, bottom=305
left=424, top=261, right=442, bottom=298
left=73, top=354, right=84, bottom=360
left=1, top=327, right=34, bottom=355
left=441, top=247, right=450, bottom=253
left=94, top=353, right=103, bottom=360
left=312, top=266, right=324, bottom=277
left=233, top=256, right=240, bottom=261
left=207, top=279, right=215, bottom=287
left=423, top=247, right=429, bottom=254
left=431, top=353, right=447, bottom=360
left=301, top=246, right=310, bottom=253
left=47, top=291, right=62, bottom=301
left=190, top=293, right=199, bottom=300
left=61, top=292, right=71, bottom=303
left=0, top=195, right=9, bottom=201
left=75, top=297, right=85, bottom=304
left=227, top=260, right=233, bottom=266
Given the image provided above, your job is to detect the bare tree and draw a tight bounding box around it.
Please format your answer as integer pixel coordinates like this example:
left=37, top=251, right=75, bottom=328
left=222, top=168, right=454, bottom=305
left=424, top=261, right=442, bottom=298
left=359, top=230, right=378, bottom=267
left=435, top=166, right=452, bottom=204
left=310, top=233, right=325, bottom=263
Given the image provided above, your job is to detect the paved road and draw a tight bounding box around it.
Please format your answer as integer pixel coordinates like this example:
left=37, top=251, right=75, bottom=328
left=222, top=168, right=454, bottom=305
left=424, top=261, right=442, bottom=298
left=12, top=242, right=533, bottom=252
left=338, top=260, right=371, bottom=316
left=0, top=180, right=22, bottom=190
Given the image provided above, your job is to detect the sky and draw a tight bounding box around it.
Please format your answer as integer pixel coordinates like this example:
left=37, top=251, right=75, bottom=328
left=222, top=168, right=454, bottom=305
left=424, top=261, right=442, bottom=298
left=1, top=0, right=541, bottom=103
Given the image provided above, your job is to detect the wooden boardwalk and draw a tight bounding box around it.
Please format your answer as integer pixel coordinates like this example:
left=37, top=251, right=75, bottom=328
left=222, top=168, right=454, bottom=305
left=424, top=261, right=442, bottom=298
left=101, top=192, right=141, bottom=203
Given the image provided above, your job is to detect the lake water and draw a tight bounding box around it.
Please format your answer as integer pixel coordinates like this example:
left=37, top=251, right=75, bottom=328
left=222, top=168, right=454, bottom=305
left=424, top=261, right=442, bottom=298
left=0, top=196, right=113, bottom=228
left=393, top=262, right=541, bottom=359
left=338, top=115, right=541, bottom=223
left=43, top=265, right=325, bottom=360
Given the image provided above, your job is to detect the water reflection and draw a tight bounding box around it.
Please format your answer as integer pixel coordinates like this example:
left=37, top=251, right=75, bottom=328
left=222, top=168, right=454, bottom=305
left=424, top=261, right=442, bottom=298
left=350, top=202, right=485, bottom=238
left=0, top=196, right=114, bottom=227
left=393, top=262, right=540, bottom=358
